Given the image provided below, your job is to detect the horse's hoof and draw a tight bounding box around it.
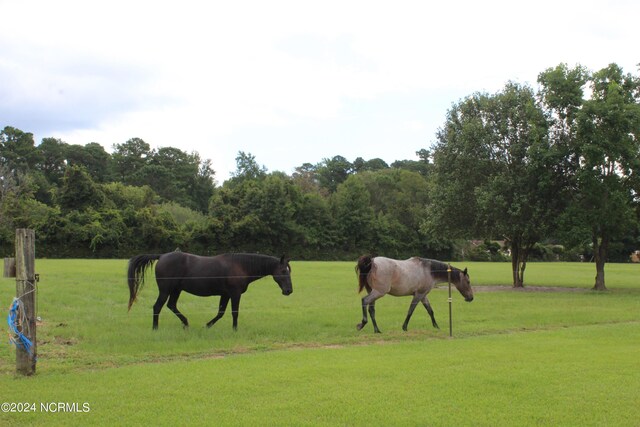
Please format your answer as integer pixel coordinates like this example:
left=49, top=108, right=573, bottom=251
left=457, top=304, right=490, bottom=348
left=356, top=323, right=365, bottom=331
left=402, top=326, right=408, bottom=332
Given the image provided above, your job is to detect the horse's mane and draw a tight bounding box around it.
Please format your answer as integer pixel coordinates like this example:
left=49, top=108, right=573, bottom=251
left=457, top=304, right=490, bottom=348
left=223, top=253, right=284, bottom=274
left=224, top=253, right=277, bottom=262
left=420, top=258, right=462, bottom=282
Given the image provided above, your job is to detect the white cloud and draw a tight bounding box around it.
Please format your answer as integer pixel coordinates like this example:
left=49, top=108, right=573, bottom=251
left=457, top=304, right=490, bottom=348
left=1, top=0, right=638, bottom=181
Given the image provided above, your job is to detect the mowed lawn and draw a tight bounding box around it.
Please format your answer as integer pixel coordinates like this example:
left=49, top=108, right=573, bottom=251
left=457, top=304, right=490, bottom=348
left=1, top=259, right=639, bottom=426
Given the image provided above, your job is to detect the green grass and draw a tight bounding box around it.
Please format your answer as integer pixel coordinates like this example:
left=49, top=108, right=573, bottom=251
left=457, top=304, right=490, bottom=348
left=1, top=259, right=639, bottom=426
left=456, top=260, right=639, bottom=288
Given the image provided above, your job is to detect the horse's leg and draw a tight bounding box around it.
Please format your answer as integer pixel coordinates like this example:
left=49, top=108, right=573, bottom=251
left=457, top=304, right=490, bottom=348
left=167, top=290, right=189, bottom=328
left=421, top=295, right=439, bottom=329
left=357, top=293, right=370, bottom=331
left=206, top=295, right=230, bottom=328
left=152, top=291, right=170, bottom=330
left=230, top=294, right=241, bottom=331
left=368, top=300, right=381, bottom=334
left=358, top=290, right=384, bottom=333
left=402, top=294, right=423, bottom=331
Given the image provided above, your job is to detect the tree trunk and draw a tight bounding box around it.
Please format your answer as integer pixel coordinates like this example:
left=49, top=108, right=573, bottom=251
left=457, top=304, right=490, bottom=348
left=511, top=257, right=524, bottom=287
left=510, top=239, right=533, bottom=288
left=4, top=257, right=16, bottom=277
left=511, top=240, right=525, bottom=288
left=592, top=233, right=608, bottom=291
left=511, top=247, right=520, bottom=287
left=519, top=259, right=527, bottom=287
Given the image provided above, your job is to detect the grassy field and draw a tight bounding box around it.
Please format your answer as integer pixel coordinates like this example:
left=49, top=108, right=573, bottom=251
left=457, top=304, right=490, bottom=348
left=1, top=259, right=639, bottom=426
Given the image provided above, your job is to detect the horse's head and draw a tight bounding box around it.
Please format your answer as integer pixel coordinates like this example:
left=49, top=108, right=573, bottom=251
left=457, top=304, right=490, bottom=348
left=454, top=267, right=474, bottom=302
left=273, top=255, right=293, bottom=296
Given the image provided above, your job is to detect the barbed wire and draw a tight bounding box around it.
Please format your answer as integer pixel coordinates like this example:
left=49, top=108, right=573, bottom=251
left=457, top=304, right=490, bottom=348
left=27, top=285, right=458, bottom=321
left=128, top=275, right=293, bottom=281
left=4, top=272, right=463, bottom=326
left=127, top=273, right=466, bottom=281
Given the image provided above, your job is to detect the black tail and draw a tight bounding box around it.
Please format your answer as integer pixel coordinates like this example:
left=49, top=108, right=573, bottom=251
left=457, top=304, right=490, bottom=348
left=128, top=254, right=161, bottom=311
left=355, top=255, right=374, bottom=293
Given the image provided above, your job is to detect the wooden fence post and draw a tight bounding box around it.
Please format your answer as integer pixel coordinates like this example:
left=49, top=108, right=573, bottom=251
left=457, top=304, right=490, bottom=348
left=15, top=229, right=37, bottom=375
left=4, top=257, right=16, bottom=277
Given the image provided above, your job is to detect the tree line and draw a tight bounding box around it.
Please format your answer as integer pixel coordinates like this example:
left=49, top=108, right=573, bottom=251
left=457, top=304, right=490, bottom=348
left=1, top=62, right=639, bottom=289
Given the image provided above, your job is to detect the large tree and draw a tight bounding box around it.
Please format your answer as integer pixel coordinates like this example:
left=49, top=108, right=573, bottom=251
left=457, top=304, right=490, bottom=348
left=568, top=64, right=640, bottom=290
left=331, top=175, right=374, bottom=254
left=431, top=82, right=555, bottom=287
left=359, top=168, right=432, bottom=258
left=391, top=149, right=432, bottom=177
left=36, top=137, right=68, bottom=185
left=66, top=142, right=111, bottom=183
left=229, top=151, right=267, bottom=184
left=209, top=171, right=302, bottom=254
left=1, top=126, right=41, bottom=174
left=57, top=165, right=106, bottom=212
left=189, top=157, right=216, bottom=213
left=111, top=137, right=152, bottom=183
left=537, top=63, right=588, bottom=207
left=316, top=155, right=353, bottom=193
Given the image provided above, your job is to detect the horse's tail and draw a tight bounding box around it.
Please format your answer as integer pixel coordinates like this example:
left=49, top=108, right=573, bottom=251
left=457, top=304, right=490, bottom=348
left=355, top=255, right=374, bottom=293
left=128, top=254, right=161, bottom=311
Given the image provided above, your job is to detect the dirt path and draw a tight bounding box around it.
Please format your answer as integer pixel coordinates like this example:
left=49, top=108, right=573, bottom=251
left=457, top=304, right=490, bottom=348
left=470, top=285, right=588, bottom=293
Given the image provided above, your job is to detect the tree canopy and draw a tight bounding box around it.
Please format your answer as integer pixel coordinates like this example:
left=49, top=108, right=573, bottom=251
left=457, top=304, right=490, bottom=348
left=430, top=82, right=560, bottom=286
left=1, top=62, right=638, bottom=291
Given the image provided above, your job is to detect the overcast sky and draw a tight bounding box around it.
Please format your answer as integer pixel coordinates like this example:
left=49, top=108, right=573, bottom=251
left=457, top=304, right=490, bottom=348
left=1, top=0, right=638, bottom=182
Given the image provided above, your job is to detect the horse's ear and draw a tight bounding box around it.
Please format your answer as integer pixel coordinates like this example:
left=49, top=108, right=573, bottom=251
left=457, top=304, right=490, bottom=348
left=280, top=254, right=287, bottom=264
left=463, top=267, right=468, bottom=276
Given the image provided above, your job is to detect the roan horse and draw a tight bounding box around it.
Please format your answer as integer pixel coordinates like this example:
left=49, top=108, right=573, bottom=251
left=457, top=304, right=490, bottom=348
left=127, top=252, right=292, bottom=330
left=355, top=255, right=473, bottom=333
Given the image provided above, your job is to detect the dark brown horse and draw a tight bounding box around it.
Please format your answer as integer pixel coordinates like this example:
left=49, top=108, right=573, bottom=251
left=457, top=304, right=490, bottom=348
left=355, top=255, right=473, bottom=333
left=128, top=252, right=292, bottom=330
